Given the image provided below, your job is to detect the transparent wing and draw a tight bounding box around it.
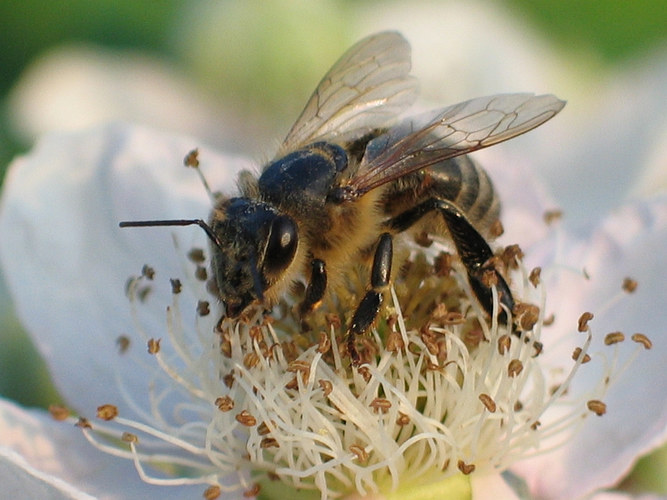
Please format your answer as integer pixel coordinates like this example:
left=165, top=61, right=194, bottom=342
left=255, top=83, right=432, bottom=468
left=347, top=93, right=565, bottom=196
left=279, top=31, right=419, bottom=155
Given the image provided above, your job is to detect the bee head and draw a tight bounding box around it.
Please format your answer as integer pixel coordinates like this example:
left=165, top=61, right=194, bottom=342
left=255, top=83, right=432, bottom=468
left=209, top=198, right=299, bottom=317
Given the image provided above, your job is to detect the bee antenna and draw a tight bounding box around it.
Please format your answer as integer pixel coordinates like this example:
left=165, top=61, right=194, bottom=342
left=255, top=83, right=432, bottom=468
left=119, top=219, right=224, bottom=252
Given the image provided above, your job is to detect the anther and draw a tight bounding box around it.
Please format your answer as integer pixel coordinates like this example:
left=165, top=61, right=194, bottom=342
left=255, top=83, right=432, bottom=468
left=261, top=438, right=279, bottom=448
left=170, top=278, right=182, bottom=294
left=183, top=149, right=200, bottom=168
left=317, top=332, right=331, bottom=353
left=235, top=410, right=257, bottom=427
left=572, top=347, right=591, bottom=363
left=243, top=484, right=261, bottom=498
left=197, top=300, right=210, bottom=316
left=513, top=302, right=540, bottom=331
left=479, top=393, right=497, bottom=413
left=75, top=417, right=92, bottom=429
left=243, top=352, right=259, bottom=369
left=543, top=209, right=563, bottom=225
left=121, top=432, right=138, bottom=443
left=203, top=485, right=221, bottom=500
left=370, top=398, right=392, bottom=413
left=187, top=247, right=206, bottom=263
left=481, top=269, right=499, bottom=287
left=501, top=244, right=524, bottom=269
left=288, top=360, right=311, bottom=379
left=116, top=335, right=131, bottom=354
left=497, top=335, right=511, bottom=355
left=587, top=400, right=607, bottom=416
left=223, top=373, right=235, bottom=388
left=604, top=332, right=625, bottom=345
left=141, top=264, right=155, bottom=280
left=529, top=267, right=542, bottom=287
left=350, top=445, right=369, bottom=463
left=96, top=404, right=118, bottom=421
left=49, top=404, right=70, bottom=421
left=195, top=265, right=208, bottom=281
left=578, top=312, right=594, bottom=332
left=386, top=331, right=404, bottom=352
left=531, top=341, right=543, bottom=357
left=396, top=413, right=410, bottom=426
left=457, top=460, right=475, bottom=474
left=215, top=396, right=234, bottom=412
left=434, top=251, right=453, bottom=276
left=319, top=379, right=333, bottom=397
left=147, top=338, right=161, bottom=354
left=508, top=359, right=523, bottom=377
left=490, top=219, right=505, bottom=238
left=631, top=333, right=652, bottom=349
left=622, top=277, right=638, bottom=293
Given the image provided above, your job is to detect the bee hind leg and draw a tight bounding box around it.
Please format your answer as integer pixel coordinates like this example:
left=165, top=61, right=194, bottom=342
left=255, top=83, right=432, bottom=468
left=388, top=198, right=514, bottom=325
left=347, top=232, right=393, bottom=366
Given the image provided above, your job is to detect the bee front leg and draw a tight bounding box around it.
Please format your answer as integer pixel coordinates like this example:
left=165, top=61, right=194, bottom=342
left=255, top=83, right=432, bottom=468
left=388, top=198, right=514, bottom=324
left=299, top=259, right=327, bottom=324
left=347, top=232, right=393, bottom=366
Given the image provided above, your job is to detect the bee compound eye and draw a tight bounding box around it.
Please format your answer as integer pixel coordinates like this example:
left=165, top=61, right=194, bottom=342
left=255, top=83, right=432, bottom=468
left=263, top=216, right=298, bottom=274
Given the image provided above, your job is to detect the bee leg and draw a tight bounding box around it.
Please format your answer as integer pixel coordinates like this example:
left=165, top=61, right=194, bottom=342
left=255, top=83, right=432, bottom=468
left=439, top=202, right=515, bottom=323
left=388, top=198, right=514, bottom=323
left=299, top=259, right=327, bottom=327
left=347, top=232, right=393, bottom=365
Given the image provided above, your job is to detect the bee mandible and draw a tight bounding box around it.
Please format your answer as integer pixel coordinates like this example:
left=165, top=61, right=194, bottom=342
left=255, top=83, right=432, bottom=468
left=120, top=32, right=564, bottom=364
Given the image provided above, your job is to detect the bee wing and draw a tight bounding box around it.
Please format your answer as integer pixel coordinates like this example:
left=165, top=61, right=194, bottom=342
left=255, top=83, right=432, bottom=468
left=279, top=31, right=419, bottom=154
left=347, top=93, right=565, bottom=196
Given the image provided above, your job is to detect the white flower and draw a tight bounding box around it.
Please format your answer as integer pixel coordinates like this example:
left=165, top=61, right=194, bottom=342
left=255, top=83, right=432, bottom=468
left=0, top=111, right=664, bottom=499
left=1, top=3, right=666, bottom=498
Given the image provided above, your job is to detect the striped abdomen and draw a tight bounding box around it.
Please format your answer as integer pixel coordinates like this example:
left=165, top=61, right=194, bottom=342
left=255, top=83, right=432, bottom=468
left=381, top=155, right=501, bottom=239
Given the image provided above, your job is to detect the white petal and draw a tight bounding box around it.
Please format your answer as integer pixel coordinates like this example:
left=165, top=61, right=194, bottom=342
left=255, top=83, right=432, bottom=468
left=530, top=51, right=667, bottom=231
left=513, top=195, right=667, bottom=499
left=7, top=45, right=234, bottom=148
left=0, top=124, right=251, bottom=417
left=0, top=398, right=206, bottom=499
left=0, top=446, right=94, bottom=500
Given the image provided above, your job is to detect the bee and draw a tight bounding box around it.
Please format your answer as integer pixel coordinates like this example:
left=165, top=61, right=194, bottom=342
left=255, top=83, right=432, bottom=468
left=120, top=32, right=564, bottom=364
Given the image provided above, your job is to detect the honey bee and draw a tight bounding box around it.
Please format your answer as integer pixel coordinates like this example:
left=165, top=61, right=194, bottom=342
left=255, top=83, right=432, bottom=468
left=120, top=32, right=564, bottom=364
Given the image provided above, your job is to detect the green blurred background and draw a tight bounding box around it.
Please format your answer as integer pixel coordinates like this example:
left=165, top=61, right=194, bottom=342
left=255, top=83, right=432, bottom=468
left=0, top=0, right=665, bottom=495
